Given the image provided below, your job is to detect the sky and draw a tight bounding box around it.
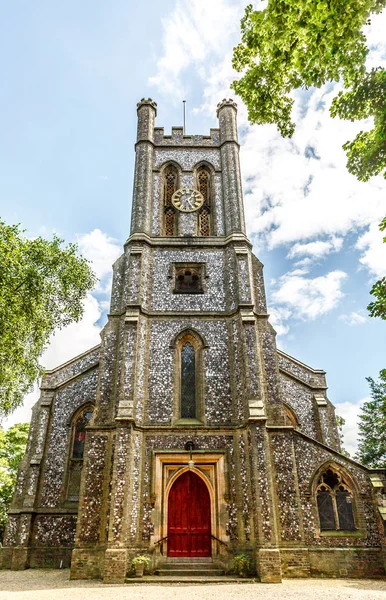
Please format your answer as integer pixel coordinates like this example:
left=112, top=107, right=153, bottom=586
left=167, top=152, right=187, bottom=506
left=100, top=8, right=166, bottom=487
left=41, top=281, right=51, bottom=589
left=1, top=1, right=386, bottom=457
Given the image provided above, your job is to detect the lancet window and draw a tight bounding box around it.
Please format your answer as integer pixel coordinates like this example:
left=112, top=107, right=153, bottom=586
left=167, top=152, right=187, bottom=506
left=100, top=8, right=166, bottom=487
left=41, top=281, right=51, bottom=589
left=163, top=165, right=178, bottom=236
left=173, top=331, right=205, bottom=422
left=316, top=467, right=356, bottom=531
left=181, top=342, right=196, bottom=418
left=66, top=405, right=94, bottom=502
left=197, top=166, right=211, bottom=236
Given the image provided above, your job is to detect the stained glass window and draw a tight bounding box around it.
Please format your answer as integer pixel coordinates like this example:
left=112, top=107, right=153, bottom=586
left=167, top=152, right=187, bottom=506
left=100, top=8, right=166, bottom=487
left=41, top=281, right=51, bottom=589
left=72, top=409, right=93, bottom=459
left=316, top=468, right=356, bottom=532
left=181, top=342, right=196, bottom=418
left=66, top=407, right=93, bottom=502
left=317, top=487, right=336, bottom=530
left=336, top=487, right=356, bottom=530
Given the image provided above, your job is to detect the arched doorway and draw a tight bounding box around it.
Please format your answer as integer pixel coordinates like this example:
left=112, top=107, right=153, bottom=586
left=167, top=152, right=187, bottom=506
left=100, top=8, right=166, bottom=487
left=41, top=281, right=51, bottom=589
left=167, top=470, right=211, bottom=557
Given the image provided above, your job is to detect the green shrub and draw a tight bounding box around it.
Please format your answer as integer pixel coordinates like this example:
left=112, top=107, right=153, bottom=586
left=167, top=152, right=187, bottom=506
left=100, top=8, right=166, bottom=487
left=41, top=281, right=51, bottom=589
left=232, top=553, right=253, bottom=578
left=132, top=555, right=150, bottom=567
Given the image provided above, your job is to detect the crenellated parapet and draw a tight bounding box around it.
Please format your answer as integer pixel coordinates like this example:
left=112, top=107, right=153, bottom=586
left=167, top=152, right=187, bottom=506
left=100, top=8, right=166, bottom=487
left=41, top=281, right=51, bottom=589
left=154, top=127, right=220, bottom=147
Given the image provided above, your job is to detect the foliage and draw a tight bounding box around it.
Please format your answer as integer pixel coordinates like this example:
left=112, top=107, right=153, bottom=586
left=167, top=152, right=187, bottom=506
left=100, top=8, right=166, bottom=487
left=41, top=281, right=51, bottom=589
left=232, top=553, right=253, bottom=578
left=0, top=220, right=97, bottom=416
left=131, top=555, right=151, bottom=566
left=0, top=423, right=29, bottom=542
left=331, top=68, right=386, bottom=181
left=367, top=217, right=386, bottom=319
left=232, top=0, right=386, bottom=181
left=131, top=555, right=151, bottom=575
left=335, top=415, right=350, bottom=457
left=355, top=370, right=386, bottom=467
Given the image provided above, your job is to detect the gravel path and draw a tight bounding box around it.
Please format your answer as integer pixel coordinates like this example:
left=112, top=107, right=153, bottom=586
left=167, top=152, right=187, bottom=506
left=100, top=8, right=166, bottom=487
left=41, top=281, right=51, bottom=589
left=1, top=570, right=386, bottom=600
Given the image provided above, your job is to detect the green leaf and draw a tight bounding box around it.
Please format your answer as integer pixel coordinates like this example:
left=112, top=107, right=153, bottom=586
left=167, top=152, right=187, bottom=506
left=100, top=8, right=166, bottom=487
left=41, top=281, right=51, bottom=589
left=0, top=220, right=97, bottom=416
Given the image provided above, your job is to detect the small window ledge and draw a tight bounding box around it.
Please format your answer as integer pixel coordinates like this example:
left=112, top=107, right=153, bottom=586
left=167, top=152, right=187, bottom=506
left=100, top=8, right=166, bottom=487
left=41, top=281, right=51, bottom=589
left=173, top=418, right=203, bottom=426
left=319, top=529, right=365, bottom=538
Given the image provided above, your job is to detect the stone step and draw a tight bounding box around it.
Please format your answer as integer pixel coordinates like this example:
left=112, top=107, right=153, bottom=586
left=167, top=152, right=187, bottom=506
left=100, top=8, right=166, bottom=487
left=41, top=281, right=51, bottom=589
left=126, top=576, right=256, bottom=584
left=159, top=562, right=219, bottom=570
left=164, top=557, right=213, bottom=562
left=157, top=568, right=225, bottom=577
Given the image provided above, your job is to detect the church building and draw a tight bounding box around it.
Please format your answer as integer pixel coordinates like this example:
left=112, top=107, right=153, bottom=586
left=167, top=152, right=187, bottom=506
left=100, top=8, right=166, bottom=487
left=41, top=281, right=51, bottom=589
left=2, top=99, right=386, bottom=583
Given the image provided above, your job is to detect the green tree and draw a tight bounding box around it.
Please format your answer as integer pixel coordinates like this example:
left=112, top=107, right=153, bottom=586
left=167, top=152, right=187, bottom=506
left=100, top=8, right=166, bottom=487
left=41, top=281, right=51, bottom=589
left=0, top=423, right=29, bottom=542
left=232, top=0, right=386, bottom=181
left=367, top=217, right=386, bottom=319
left=0, top=220, right=97, bottom=416
left=355, top=370, right=386, bottom=467
left=335, top=415, right=350, bottom=457
left=232, top=1, right=386, bottom=319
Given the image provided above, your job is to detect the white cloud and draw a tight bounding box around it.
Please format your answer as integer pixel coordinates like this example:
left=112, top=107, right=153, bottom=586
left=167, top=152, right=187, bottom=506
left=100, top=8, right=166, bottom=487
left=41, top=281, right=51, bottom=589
left=288, top=237, right=343, bottom=260
left=271, top=270, right=347, bottom=320
left=4, top=386, right=40, bottom=429
left=268, top=306, right=291, bottom=337
left=77, top=228, right=121, bottom=293
left=40, top=293, right=102, bottom=370
left=335, top=399, right=367, bottom=457
left=356, top=221, right=386, bottom=280
left=339, top=311, right=367, bottom=326
left=149, top=1, right=386, bottom=281
left=149, top=0, right=243, bottom=99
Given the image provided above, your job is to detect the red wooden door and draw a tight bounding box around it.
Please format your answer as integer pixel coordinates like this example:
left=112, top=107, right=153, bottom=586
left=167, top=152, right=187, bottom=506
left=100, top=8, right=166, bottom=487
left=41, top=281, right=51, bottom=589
left=167, top=470, right=211, bottom=557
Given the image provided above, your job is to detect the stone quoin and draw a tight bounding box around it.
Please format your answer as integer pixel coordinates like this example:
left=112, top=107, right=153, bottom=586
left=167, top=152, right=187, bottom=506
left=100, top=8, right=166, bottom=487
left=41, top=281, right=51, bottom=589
left=1, top=99, right=385, bottom=583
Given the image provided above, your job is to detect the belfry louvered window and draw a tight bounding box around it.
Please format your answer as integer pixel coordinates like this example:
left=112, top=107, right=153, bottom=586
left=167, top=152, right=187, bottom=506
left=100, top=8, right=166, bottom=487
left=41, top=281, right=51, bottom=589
left=316, top=468, right=356, bottom=531
left=66, top=406, right=93, bottom=502
left=197, top=167, right=211, bottom=236
left=174, top=265, right=203, bottom=293
left=181, top=342, right=196, bottom=418
left=163, top=165, right=178, bottom=236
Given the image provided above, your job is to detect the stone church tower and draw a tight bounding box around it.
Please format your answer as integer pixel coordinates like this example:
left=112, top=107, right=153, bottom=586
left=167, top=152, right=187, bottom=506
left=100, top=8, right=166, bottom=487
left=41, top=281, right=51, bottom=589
left=2, top=100, right=385, bottom=583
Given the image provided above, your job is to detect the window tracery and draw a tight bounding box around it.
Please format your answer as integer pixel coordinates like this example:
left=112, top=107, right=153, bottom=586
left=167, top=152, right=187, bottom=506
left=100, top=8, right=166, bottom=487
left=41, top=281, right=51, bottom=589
left=197, top=167, right=211, bottom=236
left=163, top=165, right=178, bottom=236
left=174, top=265, right=203, bottom=293
left=316, top=467, right=356, bottom=531
left=66, top=405, right=93, bottom=503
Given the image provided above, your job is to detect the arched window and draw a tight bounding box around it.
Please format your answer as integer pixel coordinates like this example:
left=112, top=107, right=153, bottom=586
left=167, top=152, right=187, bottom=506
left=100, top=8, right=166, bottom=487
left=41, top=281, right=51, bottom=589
left=316, top=467, right=356, bottom=531
left=66, top=405, right=94, bottom=502
left=163, top=165, right=178, bottom=236
left=181, top=342, right=196, bottom=418
left=173, top=331, right=205, bottom=422
left=283, top=403, right=298, bottom=428
left=197, top=166, right=211, bottom=236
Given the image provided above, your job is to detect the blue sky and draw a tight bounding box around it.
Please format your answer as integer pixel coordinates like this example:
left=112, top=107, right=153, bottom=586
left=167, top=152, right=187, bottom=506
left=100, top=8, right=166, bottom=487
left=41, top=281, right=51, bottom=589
left=2, top=1, right=386, bottom=455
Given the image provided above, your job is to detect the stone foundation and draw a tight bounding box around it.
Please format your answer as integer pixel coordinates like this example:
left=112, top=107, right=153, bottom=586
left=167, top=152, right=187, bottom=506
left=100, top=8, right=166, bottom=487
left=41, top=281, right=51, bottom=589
left=280, top=548, right=310, bottom=577
left=30, top=547, right=72, bottom=568
left=103, top=549, right=128, bottom=584
left=0, top=547, right=29, bottom=571
left=256, top=548, right=282, bottom=583
left=309, top=548, right=386, bottom=579
left=70, top=548, right=105, bottom=580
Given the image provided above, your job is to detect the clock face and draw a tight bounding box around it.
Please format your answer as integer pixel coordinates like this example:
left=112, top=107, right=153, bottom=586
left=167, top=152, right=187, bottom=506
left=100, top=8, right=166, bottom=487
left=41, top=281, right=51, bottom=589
left=172, top=188, right=204, bottom=212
